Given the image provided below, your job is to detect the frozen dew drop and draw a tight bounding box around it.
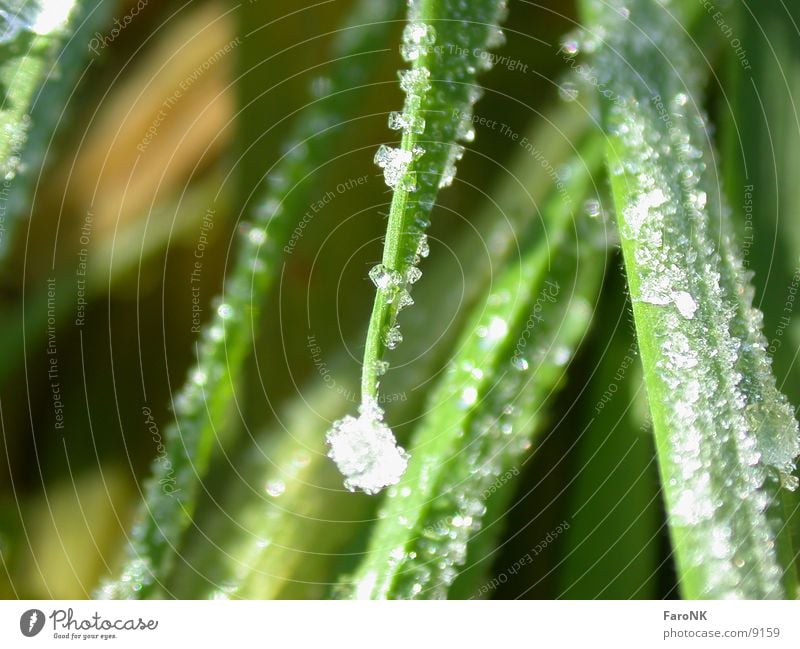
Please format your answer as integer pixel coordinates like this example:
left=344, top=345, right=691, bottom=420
left=374, top=145, right=415, bottom=190
left=310, top=75, right=332, bottom=98
left=511, top=356, right=529, bottom=371
left=400, top=22, right=435, bottom=62
left=674, top=291, right=698, bottom=319
left=673, top=92, right=689, bottom=107
left=558, top=81, right=579, bottom=103
left=388, top=111, right=405, bottom=130
left=369, top=264, right=403, bottom=291
left=247, top=227, right=267, bottom=245
left=485, top=316, right=509, bottom=342
left=553, top=345, right=571, bottom=366
left=416, top=234, right=430, bottom=259
left=460, top=386, right=479, bottom=407
left=384, top=325, right=403, bottom=350
left=265, top=479, right=286, bottom=497
left=486, top=27, right=506, bottom=49
left=406, top=266, right=422, bottom=285
left=584, top=198, right=602, bottom=218
left=560, top=35, right=580, bottom=57
left=399, top=67, right=431, bottom=93
left=396, top=289, right=414, bottom=310
left=326, top=398, right=409, bottom=494
left=439, top=143, right=465, bottom=188
left=255, top=197, right=282, bottom=222
left=373, top=359, right=390, bottom=377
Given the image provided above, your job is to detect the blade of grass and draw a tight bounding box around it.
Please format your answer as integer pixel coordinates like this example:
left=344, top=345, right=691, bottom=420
left=0, top=0, right=104, bottom=261
left=720, top=0, right=800, bottom=587
left=579, top=0, right=800, bottom=598
left=99, top=0, right=402, bottom=599
left=341, top=135, right=609, bottom=599
left=326, top=0, right=509, bottom=495
left=558, top=296, right=661, bottom=599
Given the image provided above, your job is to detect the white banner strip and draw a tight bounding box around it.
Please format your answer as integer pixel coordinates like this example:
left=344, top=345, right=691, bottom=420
left=1, top=600, right=798, bottom=647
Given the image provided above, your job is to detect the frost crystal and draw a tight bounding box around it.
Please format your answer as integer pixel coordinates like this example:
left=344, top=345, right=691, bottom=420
left=384, top=325, right=403, bottom=350
left=439, top=143, right=465, bottom=188
left=674, top=291, right=697, bottom=319
left=369, top=264, right=402, bottom=291
left=326, top=399, right=409, bottom=495
left=398, top=68, right=431, bottom=93
left=374, top=145, right=415, bottom=191
left=400, top=22, right=436, bottom=62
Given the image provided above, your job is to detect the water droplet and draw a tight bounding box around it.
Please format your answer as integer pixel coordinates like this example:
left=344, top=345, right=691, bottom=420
left=511, top=356, right=529, bottom=371
left=584, top=198, right=602, bottom=218
left=560, top=37, right=580, bottom=57
left=310, top=76, right=332, bottom=98
left=266, top=480, right=285, bottom=497
left=460, top=386, right=479, bottom=407
left=558, top=82, right=579, bottom=102
left=247, top=227, right=267, bottom=245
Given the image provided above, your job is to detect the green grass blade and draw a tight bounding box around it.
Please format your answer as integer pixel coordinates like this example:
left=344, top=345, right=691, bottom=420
left=579, top=0, right=800, bottom=598
left=719, top=0, right=800, bottom=586
left=342, top=135, right=609, bottom=599
left=0, top=0, right=101, bottom=260
left=99, top=0, right=401, bottom=599
left=326, top=0, right=509, bottom=495
left=558, top=301, right=661, bottom=599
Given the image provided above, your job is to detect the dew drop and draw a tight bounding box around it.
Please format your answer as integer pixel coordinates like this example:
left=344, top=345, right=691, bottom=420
left=266, top=480, right=286, bottom=497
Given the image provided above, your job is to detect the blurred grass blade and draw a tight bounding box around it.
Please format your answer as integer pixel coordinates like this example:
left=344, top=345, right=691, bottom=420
left=580, top=0, right=800, bottom=598
left=326, top=0, right=509, bottom=495
left=720, top=1, right=800, bottom=579
left=558, top=303, right=661, bottom=599
left=100, top=0, right=402, bottom=599
left=0, top=0, right=103, bottom=261
left=342, top=136, right=608, bottom=599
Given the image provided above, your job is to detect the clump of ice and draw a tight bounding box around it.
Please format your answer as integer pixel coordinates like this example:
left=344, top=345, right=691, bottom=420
left=326, top=398, right=409, bottom=494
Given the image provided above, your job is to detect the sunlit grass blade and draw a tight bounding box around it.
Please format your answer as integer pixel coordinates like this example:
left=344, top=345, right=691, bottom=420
left=580, top=0, right=800, bottom=598
left=163, top=101, right=596, bottom=599
left=0, top=0, right=106, bottom=261
left=326, top=0, right=509, bottom=495
left=342, top=136, right=609, bottom=599
left=99, top=0, right=402, bottom=599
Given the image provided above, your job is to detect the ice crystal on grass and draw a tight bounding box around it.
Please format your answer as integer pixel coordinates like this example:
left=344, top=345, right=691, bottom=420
left=332, top=0, right=511, bottom=495
left=326, top=399, right=409, bottom=494
left=401, top=22, right=436, bottom=62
